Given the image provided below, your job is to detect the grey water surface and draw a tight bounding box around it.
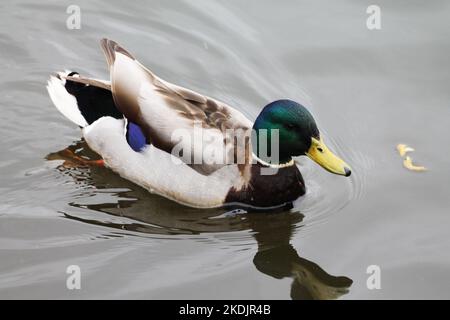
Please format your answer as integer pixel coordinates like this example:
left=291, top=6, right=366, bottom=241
left=0, top=0, right=450, bottom=299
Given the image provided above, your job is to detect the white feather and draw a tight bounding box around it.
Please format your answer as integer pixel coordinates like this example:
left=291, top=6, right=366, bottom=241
left=83, top=117, right=241, bottom=208
left=46, top=72, right=88, bottom=127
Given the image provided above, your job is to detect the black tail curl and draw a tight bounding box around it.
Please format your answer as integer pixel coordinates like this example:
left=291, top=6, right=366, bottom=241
left=64, top=72, right=123, bottom=125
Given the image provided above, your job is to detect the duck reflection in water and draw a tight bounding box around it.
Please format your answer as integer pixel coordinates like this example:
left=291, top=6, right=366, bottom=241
left=250, top=212, right=352, bottom=300
left=47, top=141, right=353, bottom=300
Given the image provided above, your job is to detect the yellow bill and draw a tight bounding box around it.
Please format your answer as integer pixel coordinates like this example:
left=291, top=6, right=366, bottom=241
left=306, top=137, right=352, bottom=177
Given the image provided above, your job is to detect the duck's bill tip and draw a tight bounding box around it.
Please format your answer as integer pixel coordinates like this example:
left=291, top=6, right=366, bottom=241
left=344, top=167, right=352, bottom=177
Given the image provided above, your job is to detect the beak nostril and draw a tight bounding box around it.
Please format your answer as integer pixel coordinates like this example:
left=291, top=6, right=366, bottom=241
left=344, top=167, right=351, bottom=177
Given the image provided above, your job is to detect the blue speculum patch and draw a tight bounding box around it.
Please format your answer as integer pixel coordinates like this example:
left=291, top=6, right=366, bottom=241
left=126, top=121, right=147, bottom=152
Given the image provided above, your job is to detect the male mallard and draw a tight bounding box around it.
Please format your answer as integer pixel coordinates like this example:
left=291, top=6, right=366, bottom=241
left=47, top=39, right=351, bottom=209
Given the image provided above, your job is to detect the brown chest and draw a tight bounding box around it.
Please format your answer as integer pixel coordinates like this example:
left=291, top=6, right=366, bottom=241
left=225, top=164, right=306, bottom=208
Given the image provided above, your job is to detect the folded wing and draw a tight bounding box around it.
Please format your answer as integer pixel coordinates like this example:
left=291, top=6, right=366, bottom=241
left=100, top=39, right=253, bottom=174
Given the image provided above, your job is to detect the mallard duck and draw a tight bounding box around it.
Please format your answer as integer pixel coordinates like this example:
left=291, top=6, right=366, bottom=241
left=47, top=39, right=351, bottom=209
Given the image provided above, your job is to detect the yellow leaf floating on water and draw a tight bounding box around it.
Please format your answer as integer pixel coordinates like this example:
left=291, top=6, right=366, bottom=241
left=396, top=144, right=415, bottom=157
left=403, top=156, right=426, bottom=172
left=397, top=143, right=427, bottom=172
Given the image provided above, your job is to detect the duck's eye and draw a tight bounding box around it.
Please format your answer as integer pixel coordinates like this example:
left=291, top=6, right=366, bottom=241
left=287, top=123, right=296, bottom=129
left=317, top=147, right=324, bottom=153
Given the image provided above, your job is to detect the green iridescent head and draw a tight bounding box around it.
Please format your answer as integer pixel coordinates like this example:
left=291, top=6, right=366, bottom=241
left=252, top=99, right=351, bottom=176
